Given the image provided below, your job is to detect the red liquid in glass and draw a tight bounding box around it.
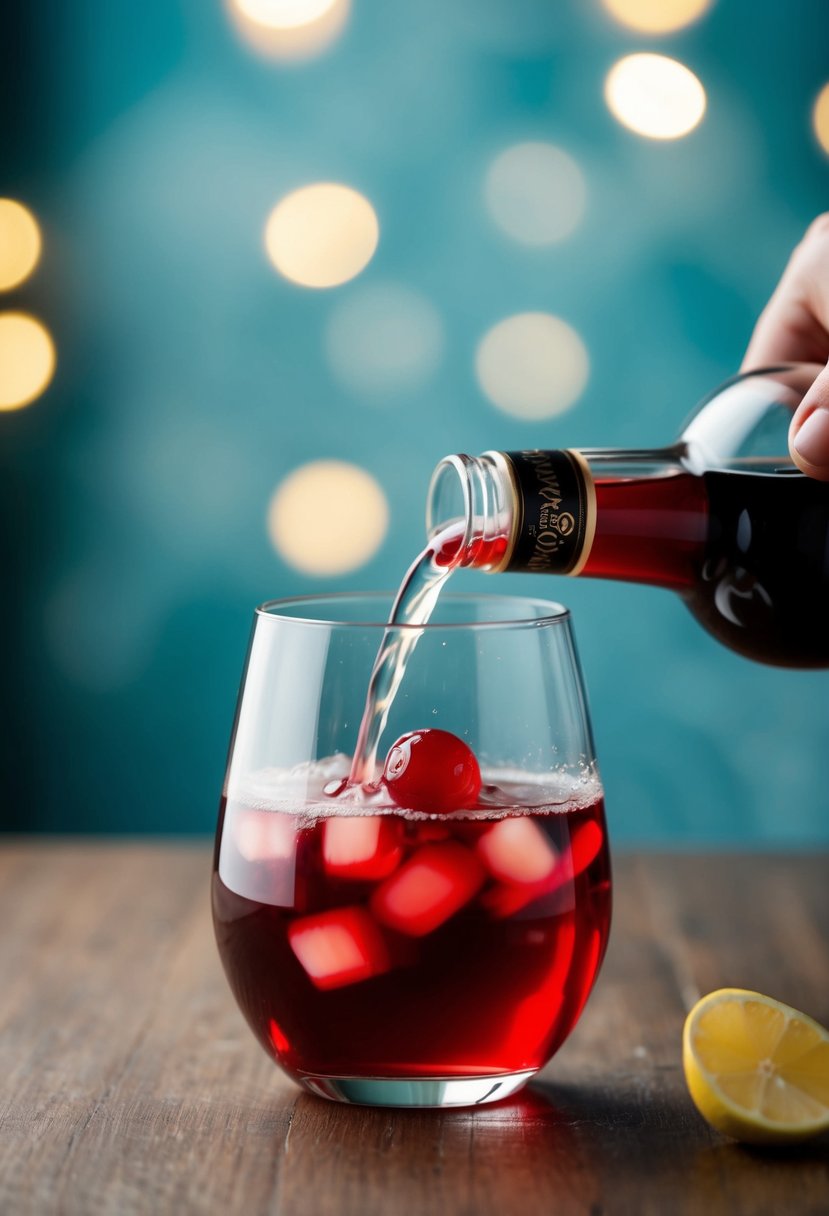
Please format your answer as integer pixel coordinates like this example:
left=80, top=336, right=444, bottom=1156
left=212, top=780, right=610, bottom=1081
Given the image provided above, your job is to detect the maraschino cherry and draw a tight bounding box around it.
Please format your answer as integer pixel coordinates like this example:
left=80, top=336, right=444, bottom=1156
left=382, top=729, right=481, bottom=814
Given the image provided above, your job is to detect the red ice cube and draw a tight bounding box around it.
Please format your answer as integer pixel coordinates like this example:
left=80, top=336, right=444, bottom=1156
left=405, top=819, right=452, bottom=844
left=568, top=820, right=604, bottom=877
left=287, top=906, right=391, bottom=991
left=219, top=807, right=300, bottom=906
left=234, top=808, right=296, bottom=862
left=322, top=815, right=402, bottom=880
left=475, top=816, right=558, bottom=885
left=481, top=880, right=545, bottom=920
left=370, top=841, right=485, bottom=936
left=482, top=817, right=604, bottom=919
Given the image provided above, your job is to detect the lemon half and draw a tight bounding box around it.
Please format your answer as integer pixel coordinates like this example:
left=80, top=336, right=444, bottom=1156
left=683, top=988, right=829, bottom=1145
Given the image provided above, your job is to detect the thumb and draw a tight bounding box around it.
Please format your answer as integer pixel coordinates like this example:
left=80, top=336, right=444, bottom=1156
left=789, top=359, right=829, bottom=480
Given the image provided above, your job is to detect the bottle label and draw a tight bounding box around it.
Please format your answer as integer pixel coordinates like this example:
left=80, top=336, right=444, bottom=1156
left=501, top=450, right=596, bottom=575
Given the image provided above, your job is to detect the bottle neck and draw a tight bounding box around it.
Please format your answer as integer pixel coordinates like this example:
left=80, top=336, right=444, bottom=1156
left=427, top=447, right=707, bottom=589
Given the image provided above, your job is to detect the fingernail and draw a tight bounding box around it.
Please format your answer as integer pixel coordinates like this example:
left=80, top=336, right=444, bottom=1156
left=793, top=408, right=829, bottom=467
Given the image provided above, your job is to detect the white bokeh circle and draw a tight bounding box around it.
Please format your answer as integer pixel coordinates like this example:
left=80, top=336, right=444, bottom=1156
left=475, top=313, right=589, bottom=420
left=226, top=0, right=350, bottom=61
left=605, top=54, right=707, bottom=140
left=485, top=142, right=587, bottom=246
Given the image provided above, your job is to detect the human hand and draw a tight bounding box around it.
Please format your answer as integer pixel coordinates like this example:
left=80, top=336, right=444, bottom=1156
left=741, top=215, right=829, bottom=480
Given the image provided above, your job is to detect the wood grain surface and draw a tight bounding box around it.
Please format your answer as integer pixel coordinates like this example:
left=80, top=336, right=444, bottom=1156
left=1, top=842, right=827, bottom=1215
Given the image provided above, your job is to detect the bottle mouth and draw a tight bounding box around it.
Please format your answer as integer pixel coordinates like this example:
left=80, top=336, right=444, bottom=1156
left=426, top=452, right=517, bottom=572
left=426, top=454, right=474, bottom=561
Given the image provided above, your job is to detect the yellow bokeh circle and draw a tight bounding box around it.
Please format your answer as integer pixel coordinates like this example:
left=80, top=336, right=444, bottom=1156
left=813, top=83, right=829, bottom=155
left=605, top=53, right=707, bottom=140
left=0, top=312, right=56, bottom=411
left=264, top=183, right=379, bottom=289
left=0, top=199, right=42, bottom=291
left=268, top=460, right=388, bottom=575
left=475, top=313, right=589, bottom=420
left=601, top=0, right=712, bottom=34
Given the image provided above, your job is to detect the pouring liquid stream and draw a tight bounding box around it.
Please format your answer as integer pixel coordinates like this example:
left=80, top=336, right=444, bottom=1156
left=347, top=525, right=460, bottom=787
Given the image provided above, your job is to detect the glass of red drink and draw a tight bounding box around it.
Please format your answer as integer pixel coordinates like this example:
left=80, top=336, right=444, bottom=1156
left=212, top=593, right=611, bottom=1108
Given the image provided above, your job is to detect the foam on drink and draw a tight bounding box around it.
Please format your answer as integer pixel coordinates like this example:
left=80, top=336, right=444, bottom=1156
left=224, top=756, right=604, bottom=825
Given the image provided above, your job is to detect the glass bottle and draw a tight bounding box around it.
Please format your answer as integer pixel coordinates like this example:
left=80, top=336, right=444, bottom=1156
left=426, top=364, right=829, bottom=668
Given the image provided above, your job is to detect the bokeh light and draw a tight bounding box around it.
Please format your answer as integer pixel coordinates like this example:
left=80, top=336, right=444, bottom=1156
left=475, top=313, right=588, bottom=420
left=0, top=312, right=56, bottom=410
left=237, top=0, right=337, bottom=25
left=264, top=183, right=379, bottom=289
left=227, top=0, right=349, bottom=61
left=325, top=283, right=444, bottom=398
left=0, top=200, right=42, bottom=291
left=605, top=53, right=707, bottom=140
left=601, top=0, right=712, bottom=34
left=813, top=83, right=829, bottom=155
left=268, top=460, right=388, bottom=574
left=484, top=142, right=587, bottom=246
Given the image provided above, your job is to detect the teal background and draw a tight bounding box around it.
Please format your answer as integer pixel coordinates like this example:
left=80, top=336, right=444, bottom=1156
left=2, top=0, right=828, bottom=841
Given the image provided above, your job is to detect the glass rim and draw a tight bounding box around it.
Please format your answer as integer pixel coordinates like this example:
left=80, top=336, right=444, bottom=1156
left=255, top=591, right=572, bottom=632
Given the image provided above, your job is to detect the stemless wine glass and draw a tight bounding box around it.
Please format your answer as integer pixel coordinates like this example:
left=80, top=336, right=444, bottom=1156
left=212, top=593, right=611, bottom=1108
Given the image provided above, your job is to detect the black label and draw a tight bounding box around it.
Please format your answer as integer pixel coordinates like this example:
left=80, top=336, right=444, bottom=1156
left=504, top=450, right=592, bottom=574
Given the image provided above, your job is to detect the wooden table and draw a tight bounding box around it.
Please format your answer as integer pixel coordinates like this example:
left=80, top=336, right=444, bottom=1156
left=1, top=843, right=827, bottom=1215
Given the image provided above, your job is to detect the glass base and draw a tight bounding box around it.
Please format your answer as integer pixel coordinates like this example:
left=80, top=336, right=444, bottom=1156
left=298, top=1069, right=535, bottom=1108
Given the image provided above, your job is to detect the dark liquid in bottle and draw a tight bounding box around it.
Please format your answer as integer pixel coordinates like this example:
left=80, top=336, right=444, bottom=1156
left=585, top=468, right=829, bottom=668
left=690, top=469, right=829, bottom=668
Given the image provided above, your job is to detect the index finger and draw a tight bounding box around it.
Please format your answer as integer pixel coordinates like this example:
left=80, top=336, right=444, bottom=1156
left=741, top=218, right=829, bottom=371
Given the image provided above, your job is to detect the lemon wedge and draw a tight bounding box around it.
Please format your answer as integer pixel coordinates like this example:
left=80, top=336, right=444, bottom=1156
left=683, top=988, right=829, bottom=1145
